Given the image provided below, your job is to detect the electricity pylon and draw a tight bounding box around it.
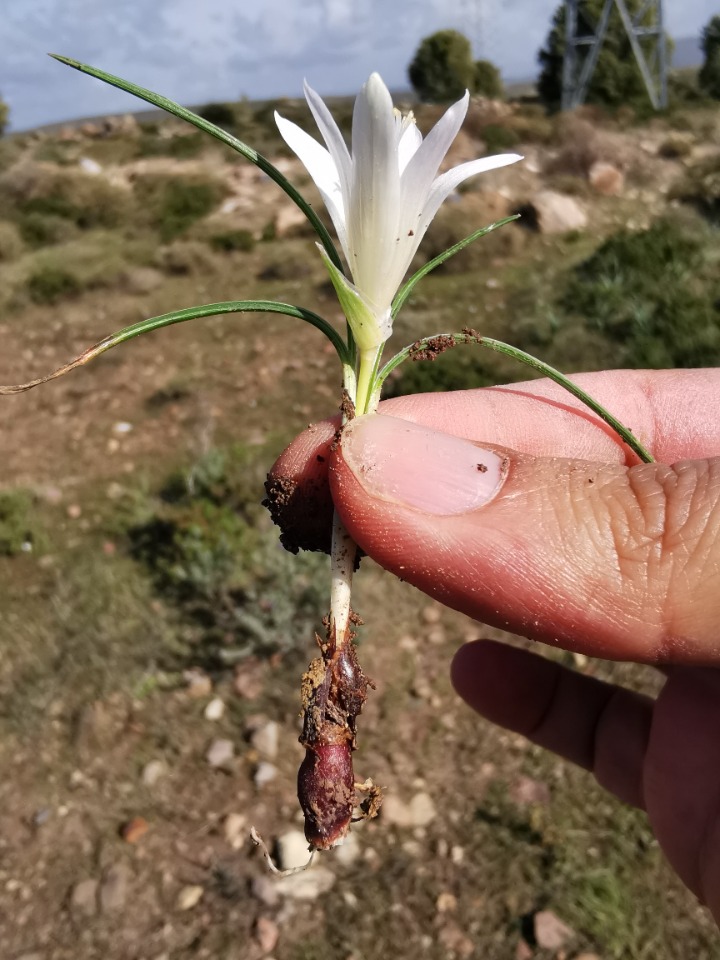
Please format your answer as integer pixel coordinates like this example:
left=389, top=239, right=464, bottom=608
left=561, top=0, right=668, bottom=111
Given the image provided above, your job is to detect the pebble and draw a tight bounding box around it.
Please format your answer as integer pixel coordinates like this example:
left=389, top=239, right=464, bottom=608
left=70, top=878, right=98, bottom=917
left=176, top=884, right=204, bottom=911
left=422, top=604, right=442, bottom=624
left=276, top=830, right=311, bottom=871
left=99, top=862, right=132, bottom=913
left=254, top=762, right=278, bottom=788
left=332, top=831, right=361, bottom=867
left=274, top=866, right=335, bottom=901
left=204, top=697, right=225, bottom=721
left=250, top=720, right=279, bottom=759
left=66, top=504, right=82, bottom=519
left=382, top=792, right=437, bottom=829
left=223, top=812, right=247, bottom=849
left=254, top=916, right=280, bottom=953
left=251, top=874, right=281, bottom=908
left=112, top=421, right=133, bottom=435
left=141, top=760, right=167, bottom=787
left=121, top=816, right=149, bottom=844
left=436, top=892, right=458, bottom=913
left=206, top=738, right=234, bottom=768
left=534, top=910, right=576, bottom=949
left=184, top=668, right=212, bottom=698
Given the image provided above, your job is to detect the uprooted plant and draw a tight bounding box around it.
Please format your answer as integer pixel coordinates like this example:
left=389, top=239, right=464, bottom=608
left=0, top=57, right=655, bottom=858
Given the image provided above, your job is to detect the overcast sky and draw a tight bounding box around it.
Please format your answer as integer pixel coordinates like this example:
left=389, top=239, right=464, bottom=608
left=1, top=0, right=715, bottom=131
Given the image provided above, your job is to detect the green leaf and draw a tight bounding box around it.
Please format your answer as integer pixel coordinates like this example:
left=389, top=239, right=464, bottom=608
left=375, top=331, right=655, bottom=464
left=391, top=215, right=520, bottom=320
left=49, top=54, right=343, bottom=273
left=0, top=300, right=349, bottom=395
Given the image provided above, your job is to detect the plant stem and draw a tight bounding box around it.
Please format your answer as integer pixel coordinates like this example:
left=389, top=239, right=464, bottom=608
left=329, top=511, right=356, bottom=649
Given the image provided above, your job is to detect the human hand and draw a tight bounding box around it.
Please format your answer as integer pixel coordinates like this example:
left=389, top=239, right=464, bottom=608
left=268, top=368, right=720, bottom=922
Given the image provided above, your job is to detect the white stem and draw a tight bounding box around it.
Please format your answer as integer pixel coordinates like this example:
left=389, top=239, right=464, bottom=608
left=329, top=509, right=356, bottom=648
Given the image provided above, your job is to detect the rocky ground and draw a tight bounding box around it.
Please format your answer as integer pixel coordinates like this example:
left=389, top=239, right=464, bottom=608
left=0, top=95, right=719, bottom=960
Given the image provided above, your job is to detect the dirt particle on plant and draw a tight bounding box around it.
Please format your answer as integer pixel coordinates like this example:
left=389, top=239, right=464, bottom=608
left=476, top=463, right=488, bottom=473
left=263, top=474, right=333, bottom=555
left=409, top=335, right=457, bottom=362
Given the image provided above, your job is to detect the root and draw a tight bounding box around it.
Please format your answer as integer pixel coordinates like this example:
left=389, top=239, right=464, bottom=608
left=250, top=826, right=316, bottom=876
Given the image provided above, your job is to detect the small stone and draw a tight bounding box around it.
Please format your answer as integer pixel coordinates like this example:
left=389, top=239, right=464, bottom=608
left=206, top=738, right=234, bottom=768
left=79, top=156, right=102, bottom=175
left=39, top=484, right=63, bottom=504
left=254, top=916, right=280, bottom=953
left=275, top=866, right=335, bottom=901
left=409, top=792, right=436, bottom=827
left=223, top=812, right=247, bottom=849
left=276, top=830, right=311, bottom=871
left=66, top=504, right=82, bottom=519
left=436, top=892, right=458, bottom=913
left=204, top=697, right=225, bottom=721
left=233, top=660, right=264, bottom=700
left=528, top=190, right=588, bottom=234
left=332, top=831, right=361, bottom=866
left=251, top=874, right=281, bottom=908
left=121, top=816, right=149, bottom=844
left=184, top=667, right=212, bottom=698
left=589, top=160, right=624, bottom=196
left=70, top=878, right=98, bottom=917
left=176, top=884, right=204, bottom=911
left=254, top=761, right=277, bottom=788
left=141, top=760, right=167, bottom=787
left=422, top=604, right=442, bottom=625
left=99, top=861, right=132, bottom=913
left=515, top=940, right=533, bottom=960
left=438, top=923, right=474, bottom=959
left=113, top=421, right=133, bottom=435
left=274, top=203, right=310, bottom=238
left=250, top=720, right=279, bottom=759
left=450, top=845, right=465, bottom=864
left=534, top=910, right=575, bottom=950
left=510, top=776, right=551, bottom=807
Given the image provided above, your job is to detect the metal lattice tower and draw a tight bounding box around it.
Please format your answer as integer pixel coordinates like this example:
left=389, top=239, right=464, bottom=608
left=561, top=0, right=668, bottom=111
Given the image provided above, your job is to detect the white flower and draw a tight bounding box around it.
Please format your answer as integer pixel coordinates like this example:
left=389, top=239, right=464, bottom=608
left=275, top=73, right=522, bottom=351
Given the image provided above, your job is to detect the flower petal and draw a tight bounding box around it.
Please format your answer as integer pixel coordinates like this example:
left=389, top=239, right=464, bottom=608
left=398, top=122, right=422, bottom=174
left=400, top=91, right=470, bottom=207
left=274, top=111, right=348, bottom=257
left=348, top=73, right=403, bottom=314
left=416, top=153, right=523, bottom=241
left=303, top=80, right=352, bottom=213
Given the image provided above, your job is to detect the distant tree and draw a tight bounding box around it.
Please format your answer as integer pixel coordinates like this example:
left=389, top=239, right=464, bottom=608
left=473, top=59, right=503, bottom=98
left=0, top=94, right=8, bottom=137
left=699, top=15, right=720, bottom=99
left=408, top=29, right=476, bottom=102
left=198, top=102, right=236, bottom=129
left=537, top=0, right=671, bottom=111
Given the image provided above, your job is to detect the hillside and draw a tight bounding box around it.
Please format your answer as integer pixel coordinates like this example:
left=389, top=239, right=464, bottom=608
left=0, top=88, right=719, bottom=960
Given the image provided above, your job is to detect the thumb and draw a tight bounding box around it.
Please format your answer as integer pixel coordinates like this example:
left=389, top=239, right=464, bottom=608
left=329, top=414, right=720, bottom=665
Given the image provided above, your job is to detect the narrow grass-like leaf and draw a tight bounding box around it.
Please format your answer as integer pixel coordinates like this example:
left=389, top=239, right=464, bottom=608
left=375, top=331, right=654, bottom=463
left=0, top=300, right=349, bottom=395
left=391, top=215, right=520, bottom=320
left=50, top=55, right=344, bottom=274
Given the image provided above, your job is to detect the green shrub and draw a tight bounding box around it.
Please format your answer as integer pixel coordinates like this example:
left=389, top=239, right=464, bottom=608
left=9, top=168, right=130, bottom=229
left=0, top=490, right=37, bottom=556
left=474, top=59, right=503, bottom=98
left=0, top=95, right=8, bottom=137
left=27, top=265, right=81, bottom=304
left=133, top=173, right=227, bottom=240
left=480, top=124, right=520, bottom=154
left=699, top=15, right=720, bottom=99
left=209, top=228, right=255, bottom=252
left=199, top=102, right=237, bottom=129
left=0, top=220, right=24, bottom=262
left=559, top=217, right=720, bottom=367
left=17, top=211, right=79, bottom=248
left=408, top=29, right=476, bottom=103
left=137, top=131, right=205, bottom=159
left=127, top=447, right=326, bottom=660
left=154, top=240, right=218, bottom=276
left=671, top=157, right=720, bottom=223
